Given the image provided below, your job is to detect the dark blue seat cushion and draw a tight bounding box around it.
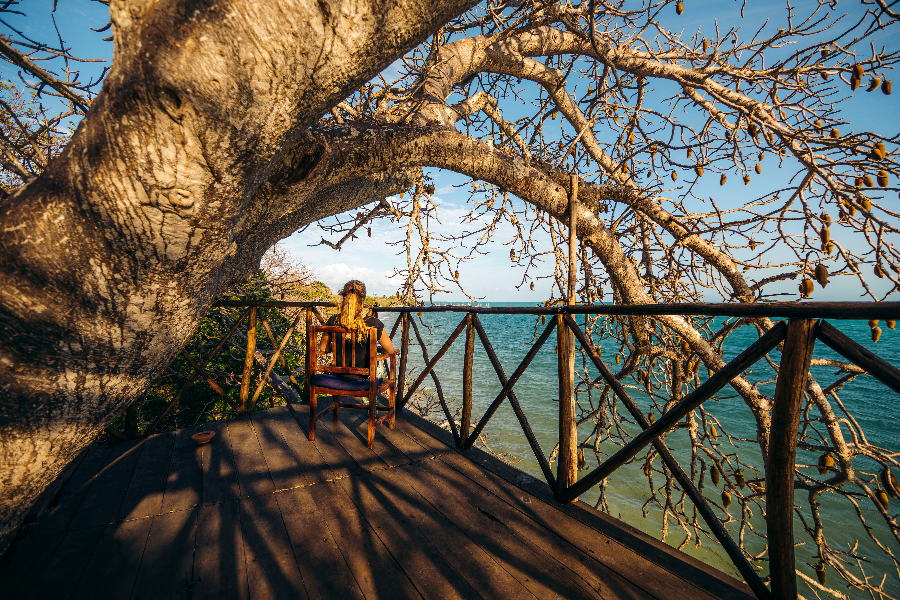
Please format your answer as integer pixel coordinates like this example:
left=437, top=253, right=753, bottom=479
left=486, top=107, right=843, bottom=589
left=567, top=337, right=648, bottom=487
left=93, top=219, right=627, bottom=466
left=311, top=373, right=384, bottom=392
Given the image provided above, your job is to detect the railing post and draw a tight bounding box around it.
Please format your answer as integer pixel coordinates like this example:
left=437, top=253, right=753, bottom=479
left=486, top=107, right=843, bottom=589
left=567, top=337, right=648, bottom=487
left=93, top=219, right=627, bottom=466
left=557, top=173, right=579, bottom=498
left=396, top=313, right=410, bottom=409
left=304, top=308, right=312, bottom=403
left=767, top=318, right=817, bottom=600
left=240, top=306, right=257, bottom=413
left=460, top=313, right=475, bottom=448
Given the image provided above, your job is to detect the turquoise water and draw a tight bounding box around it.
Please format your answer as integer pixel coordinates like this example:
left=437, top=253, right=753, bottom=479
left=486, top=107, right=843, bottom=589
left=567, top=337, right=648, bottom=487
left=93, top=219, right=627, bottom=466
left=378, top=303, right=900, bottom=597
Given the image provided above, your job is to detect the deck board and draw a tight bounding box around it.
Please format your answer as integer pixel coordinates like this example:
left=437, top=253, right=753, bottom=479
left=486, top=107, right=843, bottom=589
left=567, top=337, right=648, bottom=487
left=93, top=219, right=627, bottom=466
left=4, top=403, right=757, bottom=600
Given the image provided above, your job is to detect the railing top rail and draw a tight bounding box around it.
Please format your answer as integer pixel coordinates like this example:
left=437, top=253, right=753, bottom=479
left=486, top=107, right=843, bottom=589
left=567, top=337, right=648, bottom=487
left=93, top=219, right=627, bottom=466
left=213, top=300, right=337, bottom=308
left=372, top=301, right=900, bottom=320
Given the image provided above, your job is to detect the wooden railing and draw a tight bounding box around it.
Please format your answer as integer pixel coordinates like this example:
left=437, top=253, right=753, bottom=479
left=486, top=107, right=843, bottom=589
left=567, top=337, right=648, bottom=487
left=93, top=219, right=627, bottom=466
left=118, top=299, right=900, bottom=600
left=372, top=302, right=900, bottom=600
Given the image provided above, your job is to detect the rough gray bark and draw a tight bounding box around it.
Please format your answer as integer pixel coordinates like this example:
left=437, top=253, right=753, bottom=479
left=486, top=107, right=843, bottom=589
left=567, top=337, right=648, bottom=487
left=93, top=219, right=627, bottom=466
left=0, top=0, right=476, bottom=554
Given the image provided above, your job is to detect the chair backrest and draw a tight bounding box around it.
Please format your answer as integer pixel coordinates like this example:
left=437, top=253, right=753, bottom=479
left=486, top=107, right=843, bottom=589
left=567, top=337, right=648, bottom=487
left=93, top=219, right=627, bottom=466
left=308, top=324, right=378, bottom=378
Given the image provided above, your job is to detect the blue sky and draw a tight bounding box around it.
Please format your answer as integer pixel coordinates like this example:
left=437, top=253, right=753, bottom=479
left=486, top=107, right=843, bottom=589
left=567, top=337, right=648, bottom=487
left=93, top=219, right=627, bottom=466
left=8, top=0, right=900, bottom=301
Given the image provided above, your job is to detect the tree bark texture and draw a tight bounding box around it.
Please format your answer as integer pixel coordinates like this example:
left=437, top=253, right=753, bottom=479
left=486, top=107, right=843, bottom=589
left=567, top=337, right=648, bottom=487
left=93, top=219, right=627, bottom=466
left=0, top=0, right=476, bottom=554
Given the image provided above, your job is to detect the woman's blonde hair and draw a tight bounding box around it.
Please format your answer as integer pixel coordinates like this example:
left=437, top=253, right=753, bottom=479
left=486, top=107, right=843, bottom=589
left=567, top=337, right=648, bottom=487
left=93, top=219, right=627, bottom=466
left=338, top=280, right=369, bottom=337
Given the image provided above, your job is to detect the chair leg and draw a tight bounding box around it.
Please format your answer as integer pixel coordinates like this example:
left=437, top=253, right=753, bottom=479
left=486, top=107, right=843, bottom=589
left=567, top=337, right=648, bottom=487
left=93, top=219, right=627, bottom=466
left=332, top=395, right=340, bottom=423
left=367, top=391, right=376, bottom=449
left=388, top=383, right=396, bottom=429
left=309, top=388, right=317, bottom=441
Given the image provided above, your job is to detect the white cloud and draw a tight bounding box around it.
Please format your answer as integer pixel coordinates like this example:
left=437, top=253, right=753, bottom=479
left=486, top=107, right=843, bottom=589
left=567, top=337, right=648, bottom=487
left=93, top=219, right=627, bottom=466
left=315, top=263, right=401, bottom=297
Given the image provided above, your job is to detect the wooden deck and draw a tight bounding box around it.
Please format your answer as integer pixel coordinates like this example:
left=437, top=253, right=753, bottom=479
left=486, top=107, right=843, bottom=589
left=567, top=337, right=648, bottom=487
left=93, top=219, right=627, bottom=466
left=0, top=403, right=755, bottom=600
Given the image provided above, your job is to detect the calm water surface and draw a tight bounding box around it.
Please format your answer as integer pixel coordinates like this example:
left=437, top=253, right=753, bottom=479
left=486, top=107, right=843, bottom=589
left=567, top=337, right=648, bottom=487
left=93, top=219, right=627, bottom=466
left=377, top=303, right=899, bottom=597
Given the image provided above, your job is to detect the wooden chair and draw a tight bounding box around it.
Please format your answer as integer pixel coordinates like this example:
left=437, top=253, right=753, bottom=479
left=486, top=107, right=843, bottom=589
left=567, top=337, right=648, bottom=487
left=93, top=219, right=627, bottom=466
left=307, top=324, right=396, bottom=448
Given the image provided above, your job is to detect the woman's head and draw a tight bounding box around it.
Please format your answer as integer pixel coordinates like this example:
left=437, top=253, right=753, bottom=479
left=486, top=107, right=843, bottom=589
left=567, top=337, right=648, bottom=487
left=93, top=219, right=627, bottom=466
left=338, top=280, right=368, bottom=336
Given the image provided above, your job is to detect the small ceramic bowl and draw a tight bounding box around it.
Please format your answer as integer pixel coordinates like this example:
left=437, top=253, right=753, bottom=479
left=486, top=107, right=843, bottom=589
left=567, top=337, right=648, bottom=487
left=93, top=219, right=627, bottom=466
left=191, top=431, right=216, bottom=445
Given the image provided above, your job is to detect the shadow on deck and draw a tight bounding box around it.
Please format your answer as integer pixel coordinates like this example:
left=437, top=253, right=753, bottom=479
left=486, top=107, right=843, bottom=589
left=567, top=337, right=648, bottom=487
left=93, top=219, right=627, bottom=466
left=0, top=404, right=755, bottom=600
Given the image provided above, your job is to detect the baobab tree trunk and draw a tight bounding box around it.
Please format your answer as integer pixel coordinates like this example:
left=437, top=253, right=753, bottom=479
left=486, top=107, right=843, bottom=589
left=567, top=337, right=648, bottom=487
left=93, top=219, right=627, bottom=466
left=0, top=0, right=475, bottom=555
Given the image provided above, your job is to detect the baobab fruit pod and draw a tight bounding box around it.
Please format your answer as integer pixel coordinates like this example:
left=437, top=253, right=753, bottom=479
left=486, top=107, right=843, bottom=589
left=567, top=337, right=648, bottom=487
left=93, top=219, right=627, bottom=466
left=681, top=340, right=691, bottom=353
left=825, top=241, right=834, bottom=255
left=455, top=270, right=459, bottom=280
left=708, top=368, right=714, bottom=377
left=702, top=38, right=708, bottom=51
left=755, top=164, right=762, bottom=175
left=821, top=212, right=832, bottom=226
left=814, top=119, right=824, bottom=131
left=743, top=174, right=751, bottom=185
left=800, top=278, right=814, bottom=298
left=541, top=314, right=546, bottom=325
left=424, top=183, right=435, bottom=195
left=615, top=353, right=621, bottom=364
left=867, top=77, right=882, bottom=92
left=883, top=80, right=892, bottom=95
left=861, top=198, right=872, bottom=212
left=720, top=174, right=727, bottom=186
left=815, top=263, right=829, bottom=287
left=851, top=77, right=860, bottom=91
left=721, top=490, right=732, bottom=509
left=877, top=170, right=889, bottom=188
left=694, top=165, right=703, bottom=177
left=815, top=562, right=827, bottom=586
left=578, top=448, right=586, bottom=470
left=869, top=319, right=880, bottom=327
left=687, top=148, right=693, bottom=158
left=747, top=122, right=758, bottom=137
left=818, top=453, right=834, bottom=475
left=711, top=465, right=720, bottom=486
left=710, top=425, right=718, bottom=440
left=647, top=411, right=655, bottom=424
left=367, top=227, right=372, bottom=237
left=853, top=63, right=865, bottom=79
left=671, top=171, right=677, bottom=182
left=876, top=489, right=889, bottom=509
left=864, top=174, right=874, bottom=187
left=872, top=325, right=882, bottom=343
left=676, top=1, right=684, bottom=15
left=529, top=281, right=533, bottom=290
left=552, top=111, right=557, bottom=120
left=831, top=128, right=840, bottom=139
left=880, top=468, right=900, bottom=499
left=854, top=177, right=862, bottom=188
left=887, top=319, right=896, bottom=330
left=735, top=470, right=746, bottom=489
left=820, top=227, right=830, bottom=245
left=510, top=248, right=515, bottom=261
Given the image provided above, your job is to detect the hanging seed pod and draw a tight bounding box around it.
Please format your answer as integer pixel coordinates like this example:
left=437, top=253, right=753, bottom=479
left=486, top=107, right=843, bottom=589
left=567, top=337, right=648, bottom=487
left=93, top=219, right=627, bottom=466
left=815, top=562, right=827, bottom=586
left=671, top=171, right=677, bottom=182
left=681, top=341, right=691, bottom=353
left=643, top=464, right=652, bottom=477
left=871, top=143, right=887, bottom=160
left=529, top=282, right=534, bottom=291
left=869, top=319, right=880, bottom=327
left=702, top=38, right=709, bottom=52
left=743, top=174, right=751, bottom=185
left=510, top=248, right=515, bottom=261
left=800, top=278, right=814, bottom=298
left=552, top=111, right=558, bottom=120
left=825, top=241, right=834, bottom=255
left=877, top=170, right=889, bottom=188
left=815, top=264, right=829, bottom=287
left=853, top=64, right=865, bottom=79
left=694, top=165, right=703, bottom=177
left=818, top=453, right=835, bottom=475
left=872, top=325, right=882, bottom=343
left=676, top=1, right=684, bottom=14
left=821, top=212, right=832, bottom=226
left=831, top=128, right=840, bottom=139
left=615, top=354, right=621, bottom=365
left=876, top=489, right=889, bottom=509
left=735, top=470, right=746, bottom=489
left=875, top=263, right=885, bottom=278
left=719, top=174, right=727, bottom=186
left=367, top=227, right=372, bottom=237
left=861, top=198, right=872, bottom=212
left=687, top=148, right=693, bottom=158
left=648, top=412, right=655, bottom=424
left=758, top=152, right=765, bottom=161
left=864, top=174, right=874, bottom=187
left=887, top=319, right=896, bottom=330
left=755, top=164, right=762, bottom=175
left=747, top=122, right=758, bottom=137
left=820, top=227, right=830, bottom=245
left=850, top=76, right=861, bottom=91
left=883, top=80, right=893, bottom=95
left=711, top=465, right=720, bottom=486
left=578, top=448, right=586, bottom=470
left=708, top=368, right=714, bottom=377
left=867, top=78, right=882, bottom=92
left=711, top=425, right=719, bottom=440
left=854, top=177, right=862, bottom=189
left=847, top=202, right=857, bottom=216
left=814, top=119, right=824, bottom=131
left=454, top=270, right=459, bottom=280
left=721, top=490, right=732, bottom=509
left=881, top=467, right=900, bottom=498
left=541, top=314, right=546, bottom=325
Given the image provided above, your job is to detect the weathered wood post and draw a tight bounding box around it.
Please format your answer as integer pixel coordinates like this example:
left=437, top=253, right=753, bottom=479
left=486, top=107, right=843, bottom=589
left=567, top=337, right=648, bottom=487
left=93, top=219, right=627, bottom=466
left=767, top=318, right=817, bottom=600
left=397, top=313, right=410, bottom=409
left=304, top=308, right=312, bottom=403
left=239, top=305, right=257, bottom=413
left=461, top=312, right=475, bottom=448
left=557, top=173, right=579, bottom=497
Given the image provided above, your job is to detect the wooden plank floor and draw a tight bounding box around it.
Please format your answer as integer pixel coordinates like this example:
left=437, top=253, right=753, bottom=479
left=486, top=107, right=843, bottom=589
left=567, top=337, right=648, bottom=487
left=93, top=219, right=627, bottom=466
left=0, top=403, right=757, bottom=600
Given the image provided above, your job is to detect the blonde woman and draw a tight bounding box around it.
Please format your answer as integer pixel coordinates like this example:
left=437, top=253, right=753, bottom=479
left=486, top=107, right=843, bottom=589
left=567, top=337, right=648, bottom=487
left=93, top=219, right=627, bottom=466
left=319, top=280, right=395, bottom=381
